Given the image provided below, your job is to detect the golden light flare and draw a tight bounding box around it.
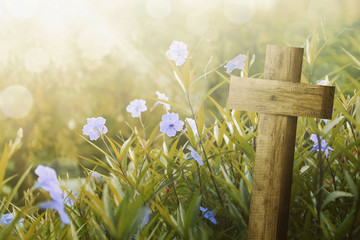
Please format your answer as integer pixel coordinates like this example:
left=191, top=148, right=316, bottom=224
left=224, top=0, right=256, bottom=24
left=0, top=85, right=34, bottom=119
left=25, top=47, right=50, bottom=73
left=146, top=0, right=172, bottom=20
left=5, top=0, right=39, bottom=19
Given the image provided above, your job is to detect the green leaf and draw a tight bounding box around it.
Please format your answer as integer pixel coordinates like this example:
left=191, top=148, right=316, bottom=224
left=322, top=191, right=353, bottom=209
left=345, top=171, right=359, bottom=200
left=184, top=195, right=201, bottom=234
left=322, top=116, right=344, bottom=135
left=197, top=105, right=205, bottom=137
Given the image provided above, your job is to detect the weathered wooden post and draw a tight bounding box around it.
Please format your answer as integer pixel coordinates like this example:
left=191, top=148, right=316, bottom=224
left=228, top=45, right=335, bottom=239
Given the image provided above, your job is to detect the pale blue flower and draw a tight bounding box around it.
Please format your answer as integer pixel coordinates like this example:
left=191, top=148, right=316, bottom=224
left=200, top=206, right=217, bottom=224
left=224, top=54, right=247, bottom=73
left=317, top=75, right=330, bottom=86
left=64, top=192, right=78, bottom=207
left=160, top=113, right=184, bottom=137
left=0, top=213, right=24, bottom=229
left=187, top=146, right=203, bottom=165
left=34, top=165, right=70, bottom=225
left=155, top=91, right=170, bottom=111
left=166, top=41, right=189, bottom=66
left=140, top=207, right=151, bottom=229
left=82, top=117, right=108, bottom=141
left=34, top=165, right=62, bottom=200
left=126, top=99, right=147, bottom=118
left=310, top=134, right=334, bottom=158
left=185, top=118, right=198, bottom=135
left=90, top=171, right=102, bottom=182
left=39, top=200, right=70, bottom=225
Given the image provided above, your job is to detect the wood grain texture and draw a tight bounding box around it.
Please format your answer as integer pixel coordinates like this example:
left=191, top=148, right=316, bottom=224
left=228, top=77, right=335, bottom=119
left=247, top=45, right=304, bottom=240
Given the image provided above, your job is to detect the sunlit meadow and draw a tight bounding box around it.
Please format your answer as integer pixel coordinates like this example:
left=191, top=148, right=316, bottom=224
left=0, top=0, right=360, bottom=239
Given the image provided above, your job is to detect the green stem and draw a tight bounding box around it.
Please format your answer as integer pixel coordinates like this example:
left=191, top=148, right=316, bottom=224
left=186, top=91, right=224, bottom=207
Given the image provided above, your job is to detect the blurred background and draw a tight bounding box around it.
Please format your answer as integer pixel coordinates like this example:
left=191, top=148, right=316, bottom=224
left=0, top=0, right=359, bottom=196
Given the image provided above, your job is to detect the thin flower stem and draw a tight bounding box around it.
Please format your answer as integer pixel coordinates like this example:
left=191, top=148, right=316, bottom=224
left=181, top=168, right=193, bottom=192
left=315, top=129, right=323, bottom=237
left=196, top=162, right=203, bottom=195
left=139, top=114, right=146, bottom=140
left=173, top=183, right=180, bottom=207
left=100, top=135, right=117, bottom=162
left=186, top=91, right=224, bottom=207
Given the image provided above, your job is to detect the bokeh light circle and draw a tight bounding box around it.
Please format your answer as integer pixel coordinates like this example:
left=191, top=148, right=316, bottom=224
left=224, top=0, right=256, bottom=24
left=0, top=85, right=34, bottom=119
left=146, top=0, right=172, bottom=20
left=25, top=48, right=50, bottom=73
left=77, top=25, right=114, bottom=60
left=5, top=0, right=39, bottom=19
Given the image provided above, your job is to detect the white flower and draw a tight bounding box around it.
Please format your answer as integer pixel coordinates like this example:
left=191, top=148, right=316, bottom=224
left=126, top=99, right=147, bottom=118
left=317, top=75, right=330, bottom=86
left=155, top=91, right=170, bottom=111
left=166, top=41, right=188, bottom=66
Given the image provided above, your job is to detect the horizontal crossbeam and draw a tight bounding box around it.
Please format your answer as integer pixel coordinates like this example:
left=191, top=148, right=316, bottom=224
left=228, top=76, right=335, bottom=119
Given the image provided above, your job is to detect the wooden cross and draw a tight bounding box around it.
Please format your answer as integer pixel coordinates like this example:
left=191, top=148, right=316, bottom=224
left=228, top=45, right=335, bottom=239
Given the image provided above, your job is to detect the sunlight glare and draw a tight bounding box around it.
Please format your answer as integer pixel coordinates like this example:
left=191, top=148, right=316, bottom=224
left=146, top=0, right=172, bottom=20
left=77, top=24, right=115, bottom=60
left=0, top=46, right=8, bottom=68
left=224, top=0, right=256, bottom=24
left=307, top=0, right=340, bottom=22
left=0, top=85, right=34, bottom=119
left=186, top=12, right=209, bottom=36
left=5, top=0, right=39, bottom=19
left=255, top=0, right=277, bottom=11
left=25, top=48, right=50, bottom=73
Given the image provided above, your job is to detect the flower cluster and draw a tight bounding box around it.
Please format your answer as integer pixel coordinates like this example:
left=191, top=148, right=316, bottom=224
left=310, top=134, right=334, bottom=158
left=34, top=165, right=70, bottom=225
left=200, top=207, right=217, bottom=224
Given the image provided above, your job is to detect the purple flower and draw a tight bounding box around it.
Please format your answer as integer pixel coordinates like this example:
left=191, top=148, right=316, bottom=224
left=166, top=41, right=189, bottom=66
left=317, top=75, right=330, bottom=86
left=310, top=134, right=334, bottom=158
left=185, top=118, right=198, bottom=135
left=140, top=207, right=151, bottom=229
left=155, top=91, right=170, bottom=111
left=187, top=146, right=203, bottom=165
left=0, top=213, right=24, bottom=229
left=90, top=170, right=102, bottom=182
left=224, top=54, right=247, bottom=73
left=200, top=206, right=217, bottom=224
left=126, top=99, right=147, bottom=118
left=64, top=192, right=78, bottom=207
left=39, top=200, right=70, bottom=225
left=160, top=113, right=184, bottom=137
left=82, top=117, right=108, bottom=141
left=34, top=165, right=62, bottom=200
left=34, top=165, right=70, bottom=225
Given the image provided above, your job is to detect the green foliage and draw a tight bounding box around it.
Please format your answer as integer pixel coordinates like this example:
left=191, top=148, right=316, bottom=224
left=1, top=30, right=360, bottom=240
